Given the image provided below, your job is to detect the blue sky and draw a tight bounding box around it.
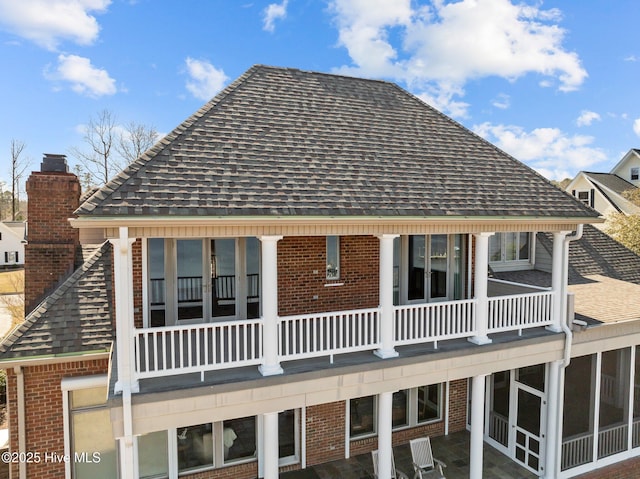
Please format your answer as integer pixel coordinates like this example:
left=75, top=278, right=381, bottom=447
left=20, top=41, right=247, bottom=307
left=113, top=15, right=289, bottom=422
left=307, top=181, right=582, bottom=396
left=0, top=0, right=639, bottom=191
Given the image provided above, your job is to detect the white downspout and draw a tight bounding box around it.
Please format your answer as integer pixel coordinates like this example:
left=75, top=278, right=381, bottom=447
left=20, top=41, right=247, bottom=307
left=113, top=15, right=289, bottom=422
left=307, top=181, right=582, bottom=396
left=14, top=366, right=26, bottom=479
left=550, top=224, right=583, bottom=478
left=561, top=224, right=583, bottom=368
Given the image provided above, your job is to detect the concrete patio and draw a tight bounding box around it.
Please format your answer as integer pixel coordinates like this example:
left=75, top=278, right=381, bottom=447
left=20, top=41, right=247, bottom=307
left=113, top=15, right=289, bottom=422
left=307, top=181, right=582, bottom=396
left=280, top=430, right=538, bottom=479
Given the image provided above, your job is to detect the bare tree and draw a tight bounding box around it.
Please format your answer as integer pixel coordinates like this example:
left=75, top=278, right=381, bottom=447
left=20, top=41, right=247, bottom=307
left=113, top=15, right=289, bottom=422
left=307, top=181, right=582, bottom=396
left=116, top=121, right=159, bottom=163
left=69, top=109, right=119, bottom=186
left=69, top=110, right=159, bottom=186
left=9, top=139, right=30, bottom=220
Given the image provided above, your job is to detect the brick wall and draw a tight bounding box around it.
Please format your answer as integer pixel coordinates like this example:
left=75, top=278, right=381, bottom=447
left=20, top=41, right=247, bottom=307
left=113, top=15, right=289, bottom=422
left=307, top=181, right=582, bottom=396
left=306, top=401, right=347, bottom=466
left=25, top=170, right=80, bottom=313
left=278, top=236, right=379, bottom=316
left=574, top=456, right=640, bottom=479
left=132, top=239, right=143, bottom=328
left=6, top=359, right=109, bottom=479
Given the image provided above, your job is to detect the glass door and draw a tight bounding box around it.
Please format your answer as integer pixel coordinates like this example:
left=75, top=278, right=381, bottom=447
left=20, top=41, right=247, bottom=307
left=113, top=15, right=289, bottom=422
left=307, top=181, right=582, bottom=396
left=513, top=385, right=545, bottom=474
left=406, top=235, right=450, bottom=303
left=176, top=239, right=204, bottom=323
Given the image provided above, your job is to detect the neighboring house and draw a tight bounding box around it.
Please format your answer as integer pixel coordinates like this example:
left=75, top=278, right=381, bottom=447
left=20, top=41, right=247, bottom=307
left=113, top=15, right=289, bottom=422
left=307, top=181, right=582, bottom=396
left=1, top=65, right=640, bottom=479
left=565, top=149, right=640, bottom=218
left=0, top=221, right=25, bottom=267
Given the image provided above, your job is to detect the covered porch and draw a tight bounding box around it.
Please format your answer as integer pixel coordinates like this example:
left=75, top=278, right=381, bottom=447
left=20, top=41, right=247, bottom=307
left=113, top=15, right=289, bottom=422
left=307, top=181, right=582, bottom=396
left=280, top=430, right=538, bottom=479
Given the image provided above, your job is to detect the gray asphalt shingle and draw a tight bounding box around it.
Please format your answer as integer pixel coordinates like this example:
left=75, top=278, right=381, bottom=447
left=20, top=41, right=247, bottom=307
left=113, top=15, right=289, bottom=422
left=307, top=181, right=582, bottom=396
left=77, top=65, right=598, bottom=220
left=0, top=242, right=114, bottom=360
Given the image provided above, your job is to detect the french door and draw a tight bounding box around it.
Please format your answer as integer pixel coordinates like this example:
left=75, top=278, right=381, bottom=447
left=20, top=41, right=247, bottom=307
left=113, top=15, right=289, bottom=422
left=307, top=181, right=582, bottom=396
left=146, top=237, right=260, bottom=327
left=402, top=234, right=454, bottom=304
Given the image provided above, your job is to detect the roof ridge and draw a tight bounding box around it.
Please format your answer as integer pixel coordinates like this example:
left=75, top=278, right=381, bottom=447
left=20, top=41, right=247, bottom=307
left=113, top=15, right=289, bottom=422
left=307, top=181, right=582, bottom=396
left=0, top=241, right=111, bottom=355
left=75, top=65, right=264, bottom=215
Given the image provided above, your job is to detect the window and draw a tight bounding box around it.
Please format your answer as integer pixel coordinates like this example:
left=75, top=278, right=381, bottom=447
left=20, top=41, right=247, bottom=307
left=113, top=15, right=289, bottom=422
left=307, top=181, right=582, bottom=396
left=145, top=237, right=260, bottom=327
left=488, top=233, right=532, bottom=270
left=577, top=191, right=590, bottom=205
left=631, top=167, right=639, bottom=181
left=137, top=411, right=298, bottom=477
left=326, top=236, right=340, bottom=280
left=62, top=376, right=117, bottom=479
left=349, top=385, right=444, bottom=439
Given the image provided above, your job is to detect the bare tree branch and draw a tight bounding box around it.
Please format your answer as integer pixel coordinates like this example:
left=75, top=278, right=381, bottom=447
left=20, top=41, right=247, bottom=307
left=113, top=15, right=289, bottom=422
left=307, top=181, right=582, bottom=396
left=9, top=139, right=30, bottom=221
left=116, top=121, right=159, bottom=163
left=68, top=109, right=120, bottom=186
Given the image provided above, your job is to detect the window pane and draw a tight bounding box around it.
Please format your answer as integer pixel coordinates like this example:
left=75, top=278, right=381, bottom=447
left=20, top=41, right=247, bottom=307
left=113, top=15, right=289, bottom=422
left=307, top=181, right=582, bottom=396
left=139, top=431, right=169, bottom=478
left=504, top=233, right=517, bottom=261
left=326, top=236, right=339, bottom=279
left=223, top=416, right=256, bottom=462
left=70, top=386, right=107, bottom=409
left=350, top=396, right=375, bottom=437
left=148, top=238, right=166, bottom=327
left=408, top=235, right=425, bottom=301
left=177, top=240, right=203, bottom=320
left=517, top=365, right=545, bottom=392
left=72, top=408, right=117, bottom=478
left=177, top=423, right=213, bottom=472
left=279, top=410, right=296, bottom=459
left=599, top=348, right=630, bottom=458
left=453, top=234, right=463, bottom=300
left=246, top=237, right=260, bottom=319
left=418, top=384, right=441, bottom=423
left=489, top=233, right=502, bottom=262
left=518, top=233, right=530, bottom=261
left=392, top=390, right=408, bottom=428
left=211, top=239, right=236, bottom=318
left=430, top=235, right=448, bottom=299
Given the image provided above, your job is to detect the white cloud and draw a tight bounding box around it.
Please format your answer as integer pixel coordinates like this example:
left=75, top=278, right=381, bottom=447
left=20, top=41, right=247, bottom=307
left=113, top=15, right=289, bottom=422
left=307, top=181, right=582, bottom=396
left=47, top=54, right=116, bottom=97
left=0, top=0, right=110, bottom=50
left=576, top=110, right=601, bottom=127
left=492, top=93, right=511, bottom=110
left=329, top=0, right=587, bottom=118
left=634, top=118, right=640, bottom=137
left=263, top=0, right=288, bottom=32
left=474, top=122, right=607, bottom=180
left=184, top=58, right=228, bottom=101
left=624, top=55, right=638, bottom=62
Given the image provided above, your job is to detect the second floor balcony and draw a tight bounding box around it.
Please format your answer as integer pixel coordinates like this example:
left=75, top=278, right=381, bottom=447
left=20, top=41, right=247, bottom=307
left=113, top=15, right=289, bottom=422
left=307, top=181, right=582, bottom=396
left=110, top=230, right=573, bottom=390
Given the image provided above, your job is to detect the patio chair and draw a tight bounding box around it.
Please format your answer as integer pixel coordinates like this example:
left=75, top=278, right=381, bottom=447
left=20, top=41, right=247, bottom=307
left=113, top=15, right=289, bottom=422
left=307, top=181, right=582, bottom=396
left=371, top=449, right=409, bottom=479
left=409, top=437, right=446, bottom=479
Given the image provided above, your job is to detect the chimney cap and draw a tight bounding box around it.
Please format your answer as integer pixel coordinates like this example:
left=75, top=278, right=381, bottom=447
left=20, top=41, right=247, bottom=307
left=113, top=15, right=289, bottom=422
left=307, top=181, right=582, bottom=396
left=41, top=154, right=68, bottom=173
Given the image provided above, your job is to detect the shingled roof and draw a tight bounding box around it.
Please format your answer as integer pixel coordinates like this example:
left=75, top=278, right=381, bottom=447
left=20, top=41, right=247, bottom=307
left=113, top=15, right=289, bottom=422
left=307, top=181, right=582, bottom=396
left=77, top=65, right=597, bottom=219
left=0, top=242, right=114, bottom=360
left=582, top=172, right=637, bottom=196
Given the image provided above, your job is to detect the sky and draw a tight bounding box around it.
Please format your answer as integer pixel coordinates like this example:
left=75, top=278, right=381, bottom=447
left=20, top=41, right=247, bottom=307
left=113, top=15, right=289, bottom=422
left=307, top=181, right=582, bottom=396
left=0, top=0, right=639, bottom=192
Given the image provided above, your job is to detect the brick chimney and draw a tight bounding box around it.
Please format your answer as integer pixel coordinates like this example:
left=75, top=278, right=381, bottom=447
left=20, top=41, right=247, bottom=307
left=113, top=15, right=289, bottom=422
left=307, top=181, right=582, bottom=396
left=24, top=154, right=81, bottom=314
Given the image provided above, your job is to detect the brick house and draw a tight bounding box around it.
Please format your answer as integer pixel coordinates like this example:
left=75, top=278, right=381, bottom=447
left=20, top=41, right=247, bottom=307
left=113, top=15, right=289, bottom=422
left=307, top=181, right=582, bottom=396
left=1, top=65, right=640, bottom=479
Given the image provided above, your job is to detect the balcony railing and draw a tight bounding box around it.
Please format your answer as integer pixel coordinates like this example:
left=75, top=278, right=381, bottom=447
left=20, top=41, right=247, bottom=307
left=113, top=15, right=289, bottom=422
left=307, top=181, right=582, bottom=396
left=133, top=289, right=556, bottom=381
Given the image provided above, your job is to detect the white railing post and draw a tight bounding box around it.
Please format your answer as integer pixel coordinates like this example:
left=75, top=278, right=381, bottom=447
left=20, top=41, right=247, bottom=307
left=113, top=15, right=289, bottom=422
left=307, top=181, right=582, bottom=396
left=470, top=232, right=493, bottom=345
left=259, top=235, right=284, bottom=376
left=376, top=234, right=399, bottom=359
left=549, top=231, right=570, bottom=332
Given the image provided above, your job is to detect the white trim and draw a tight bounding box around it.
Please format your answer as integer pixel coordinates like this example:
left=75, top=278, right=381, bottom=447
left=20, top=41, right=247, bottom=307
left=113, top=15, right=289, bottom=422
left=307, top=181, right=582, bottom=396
left=61, top=374, right=109, bottom=479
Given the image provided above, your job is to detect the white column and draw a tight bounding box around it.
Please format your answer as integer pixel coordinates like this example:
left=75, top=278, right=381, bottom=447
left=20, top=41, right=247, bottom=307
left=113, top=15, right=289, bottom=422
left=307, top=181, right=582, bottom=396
left=549, top=231, right=569, bottom=333
left=544, top=360, right=561, bottom=479
left=259, top=235, right=284, bottom=376
left=110, top=227, right=138, bottom=479
left=470, top=374, right=487, bottom=479
left=469, top=233, right=493, bottom=345
left=262, top=412, right=279, bottom=479
left=375, top=234, right=399, bottom=359
left=377, top=391, right=394, bottom=479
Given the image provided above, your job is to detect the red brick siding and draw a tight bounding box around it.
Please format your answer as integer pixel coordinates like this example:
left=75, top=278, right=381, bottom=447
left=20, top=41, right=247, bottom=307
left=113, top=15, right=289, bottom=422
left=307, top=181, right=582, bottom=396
left=5, top=359, right=109, bottom=479
left=25, top=171, right=80, bottom=313
left=132, top=239, right=143, bottom=328
left=278, top=236, right=379, bottom=316
left=575, top=456, right=640, bottom=479
left=447, top=379, right=468, bottom=433
left=306, top=401, right=347, bottom=466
